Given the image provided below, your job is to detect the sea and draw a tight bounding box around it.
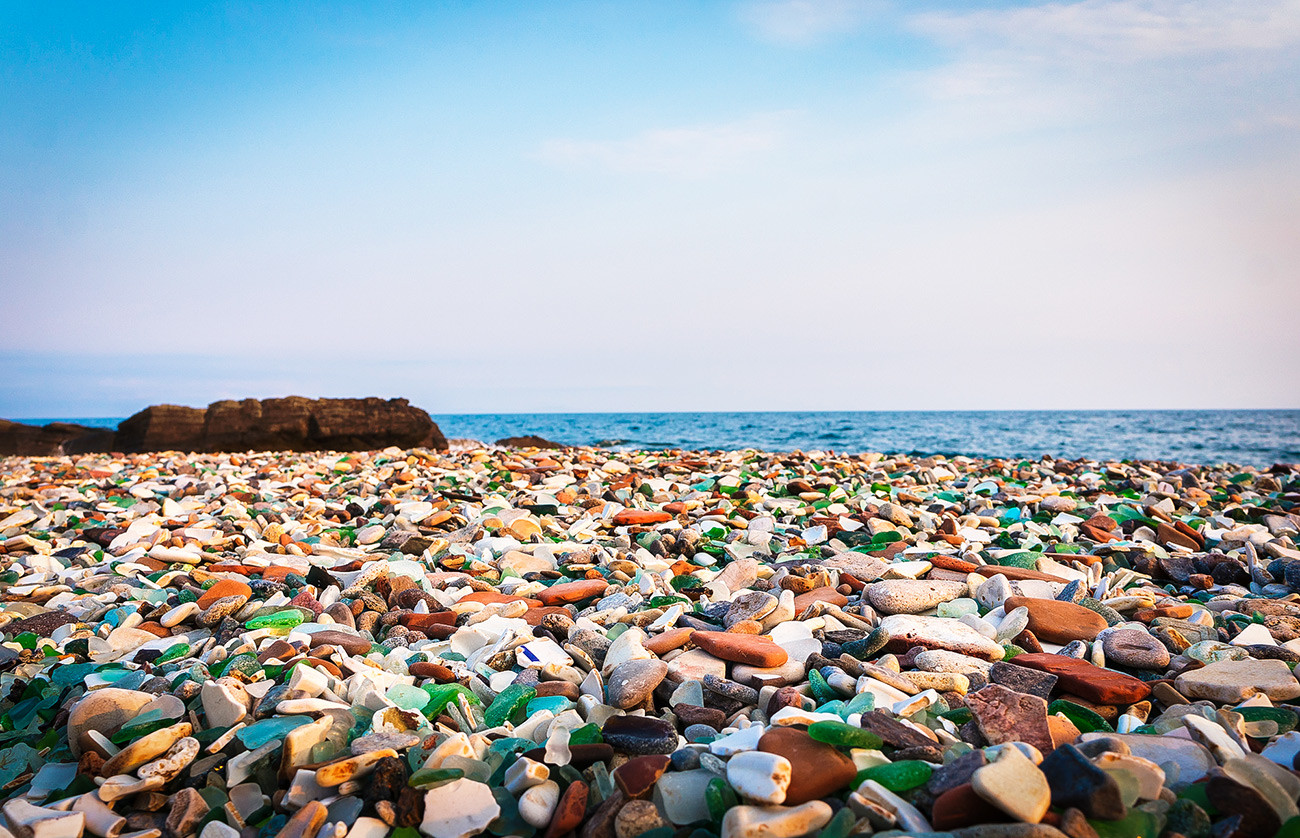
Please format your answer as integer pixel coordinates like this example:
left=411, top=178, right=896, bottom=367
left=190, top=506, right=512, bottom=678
left=20, top=410, right=1300, bottom=467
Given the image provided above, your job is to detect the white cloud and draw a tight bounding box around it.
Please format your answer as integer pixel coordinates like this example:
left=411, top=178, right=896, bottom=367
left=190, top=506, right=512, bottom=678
left=898, top=0, right=1300, bottom=156
left=535, top=113, right=792, bottom=176
left=912, top=0, right=1300, bottom=61
left=738, top=0, right=884, bottom=46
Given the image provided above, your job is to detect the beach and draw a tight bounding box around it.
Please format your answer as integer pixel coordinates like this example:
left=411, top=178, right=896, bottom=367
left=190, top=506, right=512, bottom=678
left=0, top=442, right=1298, bottom=838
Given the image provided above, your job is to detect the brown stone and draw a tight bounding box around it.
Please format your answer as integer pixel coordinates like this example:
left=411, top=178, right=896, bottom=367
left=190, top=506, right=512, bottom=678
left=674, top=705, right=727, bottom=730
left=306, top=630, right=373, bottom=656
left=1008, top=654, right=1151, bottom=705
left=644, top=627, right=694, bottom=655
left=1004, top=597, right=1109, bottom=643
left=536, top=579, right=609, bottom=606
left=859, top=710, right=938, bottom=750
left=401, top=612, right=456, bottom=631
left=610, top=510, right=672, bottom=526
left=757, top=727, right=858, bottom=804
left=165, top=788, right=209, bottom=838
left=766, top=686, right=808, bottom=716
left=613, top=755, right=671, bottom=798
left=197, top=579, right=253, bottom=609
left=974, top=564, right=1071, bottom=583
left=1048, top=714, right=1082, bottom=749
left=1157, top=522, right=1200, bottom=551
left=497, top=435, right=564, bottom=449
left=535, top=681, right=580, bottom=700
left=966, top=684, right=1053, bottom=754
left=690, top=631, right=788, bottom=667
left=544, top=779, right=588, bottom=838
left=793, top=586, right=849, bottom=612
left=931, top=782, right=1011, bottom=830
left=408, top=661, right=457, bottom=682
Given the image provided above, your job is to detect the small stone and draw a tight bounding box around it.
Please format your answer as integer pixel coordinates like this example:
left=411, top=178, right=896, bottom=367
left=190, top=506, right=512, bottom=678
left=989, top=661, right=1057, bottom=699
left=867, top=580, right=968, bottom=614
left=602, top=715, right=679, bottom=755
left=967, top=684, right=1053, bottom=755
left=613, top=755, right=671, bottom=799
left=1038, top=744, right=1125, bottom=819
left=877, top=614, right=1005, bottom=661
left=1101, top=629, right=1170, bottom=670
left=66, top=688, right=154, bottom=758
left=606, top=659, right=667, bottom=710
left=666, top=648, right=727, bottom=682
left=419, top=779, right=499, bottom=838
left=1174, top=658, right=1300, bottom=703
left=518, top=780, right=560, bottom=829
left=1004, top=597, right=1108, bottom=644
left=726, top=750, right=792, bottom=805
left=691, top=631, right=789, bottom=667
left=720, top=801, right=833, bottom=838
left=971, top=745, right=1051, bottom=824
left=758, top=727, right=857, bottom=804
left=614, top=799, right=667, bottom=838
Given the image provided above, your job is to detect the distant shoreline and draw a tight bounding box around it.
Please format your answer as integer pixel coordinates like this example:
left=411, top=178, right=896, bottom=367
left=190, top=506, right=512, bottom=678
left=4, top=409, right=1298, bottom=467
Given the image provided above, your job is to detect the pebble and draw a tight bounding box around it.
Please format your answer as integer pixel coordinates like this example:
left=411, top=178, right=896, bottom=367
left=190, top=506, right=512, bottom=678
left=1174, top=657, right=1300, bottom=702
left=1101, top=627, right=1171, bottom=669
left=726, top=750, right=792, bottom=804
left=605, top=658, right=668, bottom=709
left=720, top=801, right=833, bottom=838
left=867, top=579, right=968, bottom=614
left=0, top=443, right=1295, bottom=838
left=972, top=744, right=1051, bottom=823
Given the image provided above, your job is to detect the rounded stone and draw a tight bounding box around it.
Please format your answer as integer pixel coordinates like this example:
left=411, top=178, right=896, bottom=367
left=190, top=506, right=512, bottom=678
left=606, top=659, right=668, bottom=710
left=758, top=726, right=858, bottom=805
left=867, top=580, right=968, bottom=615
left=1102, top=629, right=1171, bottom=670
left=67, top=688, right=155, bottom=758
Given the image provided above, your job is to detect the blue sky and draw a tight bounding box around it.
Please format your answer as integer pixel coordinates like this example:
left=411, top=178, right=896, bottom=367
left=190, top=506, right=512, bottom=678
left=3, top=0, right=1298, bottom=417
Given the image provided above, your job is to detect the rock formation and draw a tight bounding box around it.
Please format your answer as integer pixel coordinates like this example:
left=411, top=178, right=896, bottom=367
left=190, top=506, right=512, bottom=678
left=1, top=397, right=447, bottom=455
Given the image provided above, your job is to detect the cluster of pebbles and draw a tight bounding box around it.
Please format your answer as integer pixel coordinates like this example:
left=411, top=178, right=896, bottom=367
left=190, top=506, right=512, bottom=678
left=0, top=445, right=1299, bottom=838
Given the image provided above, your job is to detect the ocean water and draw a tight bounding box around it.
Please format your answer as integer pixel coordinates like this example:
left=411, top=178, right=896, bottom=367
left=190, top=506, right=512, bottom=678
left=15, top=411, right=1300, bottom=466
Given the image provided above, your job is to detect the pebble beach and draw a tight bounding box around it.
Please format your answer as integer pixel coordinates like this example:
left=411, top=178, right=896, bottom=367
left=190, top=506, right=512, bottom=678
left=1, top=444, right=1299, bottom=838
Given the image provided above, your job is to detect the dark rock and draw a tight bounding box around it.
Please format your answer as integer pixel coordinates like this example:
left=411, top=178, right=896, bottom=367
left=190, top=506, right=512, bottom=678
left=927, top=749, right=988, bottom=797
left=165, top=787, right=209, bottom=838
left=114, top=396, right=446, bottom=453
left=0, top=419, right=115, bottom=456
left=3, top=610, right=76, bottom=638
left=673, top=704, right=727, bottom=730
left=364, top=756, right=408, bottom=807
left=967, top=684, right=1053, bottom=754
left=1205, top=769, right=1282, bottom=837
left=1164, top=798, right=1212, bottom=838
left=612, top=755, right=670, bottom=798
left=1039, top=744, right=1126, bottom=820
left=989, top=662, right=1059, bottom=698
left=496, top=435, right=565, bottom=449
left=601, top=716, right=678, bottom=755
left=859, top=710, right=939, bottom=749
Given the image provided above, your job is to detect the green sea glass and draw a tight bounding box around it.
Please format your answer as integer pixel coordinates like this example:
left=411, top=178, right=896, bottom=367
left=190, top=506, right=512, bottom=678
left=484, top=684, right=535, bottom=728
left=854, top=760, right=932, bottom=792
left=245, top=610, right=304, bottom=630
left=807, top=720, right=883, bottom=750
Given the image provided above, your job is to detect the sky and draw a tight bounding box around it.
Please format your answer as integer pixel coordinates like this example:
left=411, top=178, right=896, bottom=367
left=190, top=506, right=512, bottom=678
left=2, top=0, right=1298, bottom=417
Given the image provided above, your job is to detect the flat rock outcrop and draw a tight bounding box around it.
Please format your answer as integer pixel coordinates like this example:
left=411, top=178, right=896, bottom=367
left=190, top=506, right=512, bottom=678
left=0, top=419, right=115, bottom=457
left=2, top=397, right=446, bottom=455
